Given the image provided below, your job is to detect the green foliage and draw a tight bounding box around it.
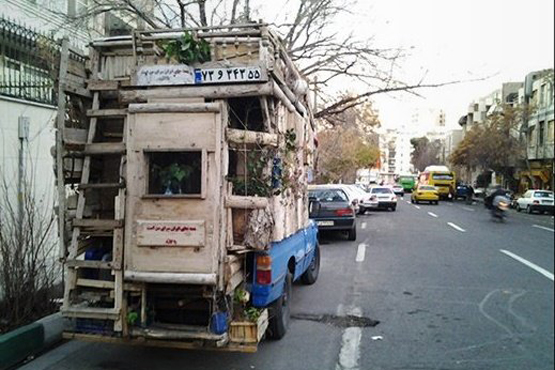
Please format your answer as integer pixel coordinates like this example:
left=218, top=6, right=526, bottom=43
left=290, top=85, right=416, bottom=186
left=245, top=307, right=263, bottom=322
left=127, top=311, right=139, bottom=326
left=450, top=104, right=526, bottom=180
left=162, top=32, right=211, bottom=64
left=229, top=130, right=301, bottom=198
left=230, top=150, right=274, bottom=197
left=154, top=163, right=193, bottom=186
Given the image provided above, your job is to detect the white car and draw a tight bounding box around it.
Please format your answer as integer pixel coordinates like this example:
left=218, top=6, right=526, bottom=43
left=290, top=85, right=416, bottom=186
left=363, top=186, right=398, bottom=212
left=516, top=190, right=554, bottom=214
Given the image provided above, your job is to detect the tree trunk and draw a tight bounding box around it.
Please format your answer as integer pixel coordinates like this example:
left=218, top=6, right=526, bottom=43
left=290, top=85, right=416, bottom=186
left=198, top=0, right=208, bottom=27
left=177, top=0, right=186, bottom=27
left=231, top=0, right=240, bottom=24
left=244, top=0, right=250, bottom=22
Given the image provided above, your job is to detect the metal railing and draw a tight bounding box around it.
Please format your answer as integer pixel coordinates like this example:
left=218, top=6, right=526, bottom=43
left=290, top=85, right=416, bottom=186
left=0, top=16, right=60, bottom=105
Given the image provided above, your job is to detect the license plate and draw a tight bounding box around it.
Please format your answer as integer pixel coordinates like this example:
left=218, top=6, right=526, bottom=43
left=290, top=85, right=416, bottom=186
left=317, top=221, right=334, bottom=226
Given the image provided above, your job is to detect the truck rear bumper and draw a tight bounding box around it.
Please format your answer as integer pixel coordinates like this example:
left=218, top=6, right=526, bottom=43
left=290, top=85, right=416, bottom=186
left=124, top=271, right=217, bottom=285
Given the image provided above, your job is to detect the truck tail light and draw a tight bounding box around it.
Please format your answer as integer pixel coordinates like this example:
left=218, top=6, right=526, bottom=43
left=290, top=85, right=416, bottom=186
left=256, top=255, right=272, bottom=285
left=335, top=208, right=354, bottom=217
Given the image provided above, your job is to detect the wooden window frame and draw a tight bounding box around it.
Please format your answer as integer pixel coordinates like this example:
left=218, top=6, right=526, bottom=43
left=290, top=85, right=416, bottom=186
left=142, top=148, right=208, bottom=200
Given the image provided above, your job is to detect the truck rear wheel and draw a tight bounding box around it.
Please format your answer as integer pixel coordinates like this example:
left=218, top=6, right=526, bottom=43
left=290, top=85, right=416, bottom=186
left=268, top=270, right=292, bottom=340
left=301, top=245, right=320, bottom=285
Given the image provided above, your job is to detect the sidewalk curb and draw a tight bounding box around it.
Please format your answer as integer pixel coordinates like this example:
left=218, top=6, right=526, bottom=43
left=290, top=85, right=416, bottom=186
left=0, top=313, right=66, bottom=370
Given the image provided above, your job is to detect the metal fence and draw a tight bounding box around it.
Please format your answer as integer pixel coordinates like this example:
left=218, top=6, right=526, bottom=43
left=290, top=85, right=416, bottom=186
left=0, top=16, right=60, bottom=106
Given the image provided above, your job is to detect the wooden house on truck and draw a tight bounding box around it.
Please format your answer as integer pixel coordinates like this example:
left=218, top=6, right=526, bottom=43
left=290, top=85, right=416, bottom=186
left=54, top=23, right=320, bottom=352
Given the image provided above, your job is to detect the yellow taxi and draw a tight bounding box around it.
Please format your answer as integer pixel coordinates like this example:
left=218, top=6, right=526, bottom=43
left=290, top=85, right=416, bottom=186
left=411, top=185, right=440, bottom=205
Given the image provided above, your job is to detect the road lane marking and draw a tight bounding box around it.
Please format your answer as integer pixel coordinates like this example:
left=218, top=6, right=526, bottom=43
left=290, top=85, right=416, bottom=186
left=336, top=307, right=363, bottom=370
left=533, top=225, right=554, bottom=233
left=428, top=212, right=438, bottom=218
left=447, top=222, right=466, bottom=232
left=361, top=222, right=367, bottom=230
left=500, top=250, right=554, bottom=281
left=463, top=207, right=475, bottom=212
left=355, top=244, right=366, bottom=262
left=406, top=201, right=411, bottom=204
left=414, top=205, right=421, bottom=210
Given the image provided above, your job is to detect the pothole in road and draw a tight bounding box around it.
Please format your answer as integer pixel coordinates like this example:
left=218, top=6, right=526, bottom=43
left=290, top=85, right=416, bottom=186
left=291, top=313, right=380, bottom=328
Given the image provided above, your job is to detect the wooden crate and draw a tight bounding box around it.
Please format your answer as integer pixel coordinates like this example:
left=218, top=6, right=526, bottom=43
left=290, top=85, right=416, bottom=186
left=229, top=309, right=269, bottom=344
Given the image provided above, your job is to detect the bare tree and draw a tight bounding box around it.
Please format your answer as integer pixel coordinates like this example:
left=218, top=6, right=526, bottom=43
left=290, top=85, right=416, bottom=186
left=52, top=0, right=473, bottom=122
left=0, top=172, right=60, bottom=333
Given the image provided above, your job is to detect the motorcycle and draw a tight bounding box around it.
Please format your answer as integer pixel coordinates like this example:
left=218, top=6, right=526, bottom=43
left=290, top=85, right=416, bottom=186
left=491, top=195, right=510, bottom=222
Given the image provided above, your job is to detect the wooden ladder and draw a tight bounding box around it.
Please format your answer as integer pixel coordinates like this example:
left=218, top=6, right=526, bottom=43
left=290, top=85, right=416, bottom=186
left=57, top=41, right=128, bottom=330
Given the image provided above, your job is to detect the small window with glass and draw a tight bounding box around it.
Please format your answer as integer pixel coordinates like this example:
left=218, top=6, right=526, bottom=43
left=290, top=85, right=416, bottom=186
left=146, top=151, right=204, bottom=197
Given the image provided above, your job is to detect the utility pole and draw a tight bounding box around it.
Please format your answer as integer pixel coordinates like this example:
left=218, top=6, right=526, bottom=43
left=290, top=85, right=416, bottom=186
left=18, top=116, right=30, bottom=245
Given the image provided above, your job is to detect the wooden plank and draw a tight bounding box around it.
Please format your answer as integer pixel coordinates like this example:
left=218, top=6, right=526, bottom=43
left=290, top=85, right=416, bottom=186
left=128, top=103, right=221, bottom=114
left=56, top=38, right=70, bottom=261
left=226, top=270, right=244, bottom=293
left=63, top=128, right=88, bottom=146
left=225, top=195, right=268, bottom=209
left=78, top=182, right=125, bottom=190
left=86, top=108, right=127, bottom=118
left=84, top=142, right=126, bottom=155
left=120, top=82, right=274, bottom=103
left=62, top=81, right=92, bottom=99
left=87, top=79, right=120, bottom=91
left=76, top=278, right=114, bottom=289
left=226, top=128, right=278, bottom=147
left=73, top=219, right=124, bottom=229
left=62, top=307, right=120, bottom=320
left=66, top=260, right=114, bottom=269
left=67, top=58, right=88, bottom=78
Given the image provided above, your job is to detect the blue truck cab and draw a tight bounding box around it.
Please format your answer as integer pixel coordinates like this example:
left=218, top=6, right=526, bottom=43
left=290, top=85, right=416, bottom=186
left=250, top=221, right=320, bottom=338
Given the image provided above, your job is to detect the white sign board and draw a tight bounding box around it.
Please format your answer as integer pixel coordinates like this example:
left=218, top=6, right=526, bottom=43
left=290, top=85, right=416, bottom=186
left=136, top=65, right=195, bottom=86
left=194, top=66, right=264, bottom=84
left=136, top=220, right=205, bottom=247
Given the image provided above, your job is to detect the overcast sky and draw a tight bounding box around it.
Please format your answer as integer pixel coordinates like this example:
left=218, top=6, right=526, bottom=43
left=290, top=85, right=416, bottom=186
left=347, top=0, right=555, bottom=130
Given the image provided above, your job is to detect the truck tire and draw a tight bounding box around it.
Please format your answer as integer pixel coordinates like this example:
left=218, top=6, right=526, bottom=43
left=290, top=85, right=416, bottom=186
left=301, top=245, right=320, bottom=285
left=268, top=270, right=292, bottom=340
left=348, top=225, right=357, bottom=241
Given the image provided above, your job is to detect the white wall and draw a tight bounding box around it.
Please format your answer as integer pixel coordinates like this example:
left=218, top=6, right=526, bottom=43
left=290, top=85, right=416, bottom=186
left=0, top=96, right=57, bottom=204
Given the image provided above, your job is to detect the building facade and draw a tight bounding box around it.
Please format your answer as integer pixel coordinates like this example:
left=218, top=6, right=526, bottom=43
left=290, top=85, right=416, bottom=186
left=519, top=70, right=555, bottom=191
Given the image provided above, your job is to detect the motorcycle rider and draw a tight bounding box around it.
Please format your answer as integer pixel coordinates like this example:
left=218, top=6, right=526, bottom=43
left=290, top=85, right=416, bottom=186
left=485, top=185, right=508, bottom=209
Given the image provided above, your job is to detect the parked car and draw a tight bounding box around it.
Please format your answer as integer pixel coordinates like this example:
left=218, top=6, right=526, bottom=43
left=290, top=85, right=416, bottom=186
left=347, top=184, right=371, bottom=214
left=316, top=184, right=363, bottom=215
left=392, top=184, right=405, bottom=196
left=411, top=185, right=440, bottom=205
left=364, top=186, right=398, bottom=211
left=308, top=186, right=357, bottom=240
left=515, top=190, right=554, bottom=214
left=455, top=184, right=473, bottom=200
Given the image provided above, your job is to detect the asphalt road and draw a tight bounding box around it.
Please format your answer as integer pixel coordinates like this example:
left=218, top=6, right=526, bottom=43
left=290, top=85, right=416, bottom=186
left=20, top=198, right=554, bottom=370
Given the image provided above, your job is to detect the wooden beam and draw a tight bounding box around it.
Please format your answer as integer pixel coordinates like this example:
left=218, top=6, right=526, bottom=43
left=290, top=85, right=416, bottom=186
left=86, top=109, right=127, bottom=118
left=62, top=307, right=120, bottom=320
left=225, top=196, right=268, bottom=209
left=128, top=103, right=221, bottom=114
left=120, top=82, right=274, bottom=103
left=226, top=128, right=278, bottom=147
left=66, top=260, right=114, bottom=269
left=84, top=142, right=126, bottom=155
left=72, top=219, right=124, bottom=229
left=87, top=79, right=120, bottom=91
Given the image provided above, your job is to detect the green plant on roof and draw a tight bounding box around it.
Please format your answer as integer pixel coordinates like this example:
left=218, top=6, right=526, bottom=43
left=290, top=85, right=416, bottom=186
left=163, top=31, right=211, bottom=64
